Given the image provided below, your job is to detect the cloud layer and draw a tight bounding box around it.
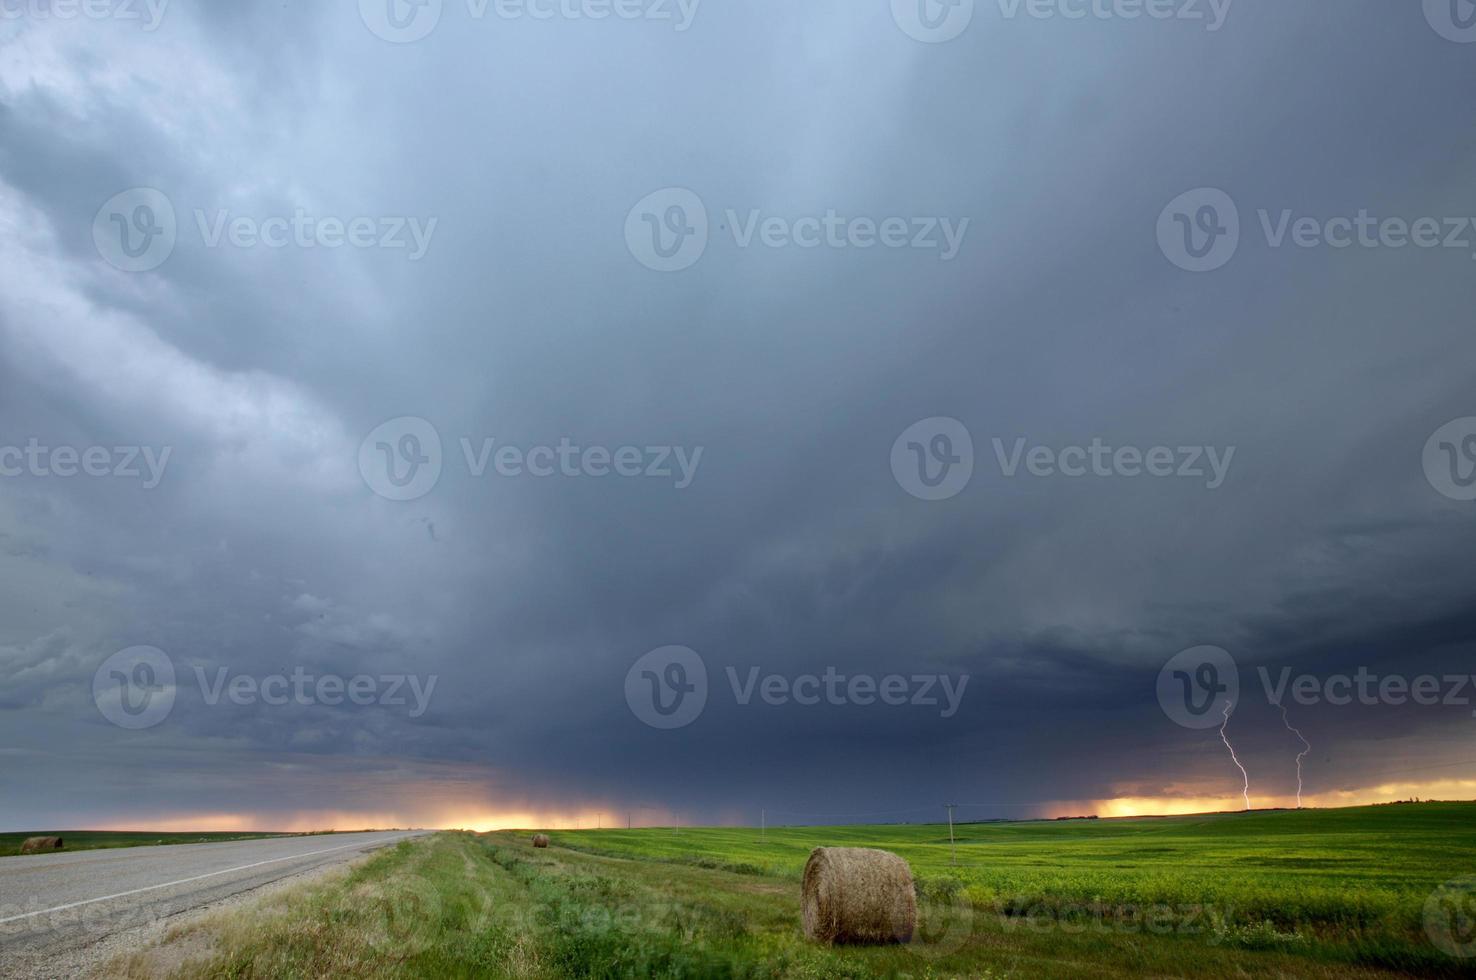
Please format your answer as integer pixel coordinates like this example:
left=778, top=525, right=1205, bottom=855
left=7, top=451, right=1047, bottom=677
left=2, top=0, right=1475, bottom=829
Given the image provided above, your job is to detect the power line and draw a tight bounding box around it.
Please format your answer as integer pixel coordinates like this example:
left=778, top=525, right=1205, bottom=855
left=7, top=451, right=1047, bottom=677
left=944, top=804, right=957, bottom=865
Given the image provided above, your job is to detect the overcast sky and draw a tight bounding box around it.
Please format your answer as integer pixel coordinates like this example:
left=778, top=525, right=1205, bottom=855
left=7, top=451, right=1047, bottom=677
left=2, top=0, right=1475, bottom=831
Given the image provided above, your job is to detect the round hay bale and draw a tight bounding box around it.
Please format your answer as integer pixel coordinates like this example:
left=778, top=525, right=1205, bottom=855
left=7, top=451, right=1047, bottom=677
left=531, top=833, right=549, bottom=848
left=19, top=836, right=64, bottom=854
left=802, top=846, right=916, bottom=945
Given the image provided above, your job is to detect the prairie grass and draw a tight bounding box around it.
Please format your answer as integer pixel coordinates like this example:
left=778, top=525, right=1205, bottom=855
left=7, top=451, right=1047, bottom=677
left=112, top=803, right=1476, bottom=978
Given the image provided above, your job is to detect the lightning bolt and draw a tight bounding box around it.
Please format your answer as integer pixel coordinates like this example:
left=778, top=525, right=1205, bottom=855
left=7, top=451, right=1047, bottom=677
left=1219, top=699, right=1250, bottom=811
left=1278, top=701, right=1311, bottom=809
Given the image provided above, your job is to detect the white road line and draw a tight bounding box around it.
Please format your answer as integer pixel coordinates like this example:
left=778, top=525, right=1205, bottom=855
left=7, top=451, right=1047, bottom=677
left=0, top=833, right=414, bottom=925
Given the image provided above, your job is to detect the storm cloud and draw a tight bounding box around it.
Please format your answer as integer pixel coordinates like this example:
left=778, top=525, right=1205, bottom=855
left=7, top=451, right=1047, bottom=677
left=2, top=0, right=1475, bottom=830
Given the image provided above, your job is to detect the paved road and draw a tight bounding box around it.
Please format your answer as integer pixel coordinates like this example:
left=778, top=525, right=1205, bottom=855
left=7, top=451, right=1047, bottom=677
left=0, top=830, right=428, bottom=975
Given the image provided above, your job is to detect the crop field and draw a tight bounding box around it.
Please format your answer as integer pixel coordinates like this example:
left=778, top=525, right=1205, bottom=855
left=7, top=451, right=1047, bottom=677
left=0, top=829, right=306, bottom=857
left=111, top=802, right=1476, bottom=978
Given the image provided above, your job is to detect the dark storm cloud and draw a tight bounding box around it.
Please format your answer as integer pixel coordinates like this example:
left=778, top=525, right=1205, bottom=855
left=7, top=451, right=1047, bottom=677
left=2, top=0, right=1475, bottom=828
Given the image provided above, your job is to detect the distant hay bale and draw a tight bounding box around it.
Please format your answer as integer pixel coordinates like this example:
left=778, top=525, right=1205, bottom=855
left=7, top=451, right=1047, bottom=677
left=531, top=834, right=549, bottom=848
left=19, top=836, right=64, bottom=854
left=802, top=847, right=916, bottom=945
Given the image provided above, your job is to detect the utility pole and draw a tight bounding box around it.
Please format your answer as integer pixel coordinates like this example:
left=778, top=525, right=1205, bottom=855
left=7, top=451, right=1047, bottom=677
left=761, top=809, right=766, bottom=841
left=944, top=804, right=957, bottom=865
left=597, top=813, right=602, bottom=830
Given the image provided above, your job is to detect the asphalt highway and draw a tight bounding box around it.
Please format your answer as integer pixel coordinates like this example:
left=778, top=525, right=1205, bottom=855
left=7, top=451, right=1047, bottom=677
left=0, top=830, right=428, bottom=975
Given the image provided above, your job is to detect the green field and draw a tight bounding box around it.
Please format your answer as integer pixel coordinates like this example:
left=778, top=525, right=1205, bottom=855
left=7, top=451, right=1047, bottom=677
left=115, top=802, right=1476, bottom=978
left=0, top=829, right=310, bottom=857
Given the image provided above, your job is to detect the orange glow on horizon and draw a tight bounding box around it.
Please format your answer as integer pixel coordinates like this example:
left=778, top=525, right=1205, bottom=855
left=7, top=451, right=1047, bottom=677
left=73, top=779, right=1476, bottom=833
left=85, top=804, right=677, bottom=835
left=1082, top=778, right=1476, bottom=819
